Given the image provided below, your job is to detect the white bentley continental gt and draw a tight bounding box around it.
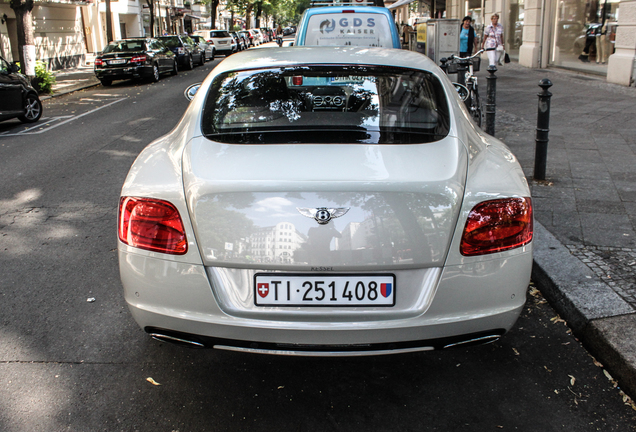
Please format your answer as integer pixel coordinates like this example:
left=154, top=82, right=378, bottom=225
left=118, top=46, right=533, bottom=356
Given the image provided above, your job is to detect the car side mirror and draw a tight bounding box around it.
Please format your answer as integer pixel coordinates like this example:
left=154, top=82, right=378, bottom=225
left=184, top=83, right=201, bottom=101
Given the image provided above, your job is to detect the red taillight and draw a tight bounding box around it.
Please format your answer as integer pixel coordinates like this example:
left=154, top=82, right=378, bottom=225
left=131, top=54, right=147, bottom=63
left=460, top=197, right=533, bottom=256
left=95, top=58, right=103, bottom=66
left=292, top=76, right=303, bottom=86
left=118, top=197, right=188, bottom=255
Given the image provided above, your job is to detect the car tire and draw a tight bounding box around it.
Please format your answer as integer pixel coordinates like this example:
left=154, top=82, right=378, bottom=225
left=186, top=55, right=193, bottom=70
left=100, top=78, right=112, bottom=86
left=171, top=60, right=178, bottom=75
left=18, top=94, right=43, bottom=123
left=151, top=63, right=160, bottom=82
left=210, top=50, right=215, bottom=61
left=199, top=53, right=205, bottom=66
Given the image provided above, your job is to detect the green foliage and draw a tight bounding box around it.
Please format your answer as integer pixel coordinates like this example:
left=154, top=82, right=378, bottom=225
left=34, top=61, right=56, bottom=94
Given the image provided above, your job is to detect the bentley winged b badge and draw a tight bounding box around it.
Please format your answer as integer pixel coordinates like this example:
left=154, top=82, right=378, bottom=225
left=297, top=207, right=350, bottom=225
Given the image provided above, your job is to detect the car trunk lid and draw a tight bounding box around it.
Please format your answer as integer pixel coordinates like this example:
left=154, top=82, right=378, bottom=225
left=182, top=136, right=467, bottom=269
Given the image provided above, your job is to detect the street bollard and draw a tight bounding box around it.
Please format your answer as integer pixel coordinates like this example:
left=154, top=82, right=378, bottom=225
left=485, top=65, right=497, bottom=135
left=534, top=79, right=553, bottom=181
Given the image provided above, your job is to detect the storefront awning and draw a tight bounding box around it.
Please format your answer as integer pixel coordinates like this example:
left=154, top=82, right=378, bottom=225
left=387, top=0, right=416, bottom=9
left=184, top=14, right=205, bottom=20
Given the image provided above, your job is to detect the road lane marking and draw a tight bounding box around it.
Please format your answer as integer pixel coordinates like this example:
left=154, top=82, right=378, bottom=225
left=0, top=97, right=127, bottom=137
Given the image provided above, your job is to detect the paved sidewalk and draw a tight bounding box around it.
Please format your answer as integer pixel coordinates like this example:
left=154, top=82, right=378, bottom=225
left=42, top=58, right=636, bottom=400
left=42, top=64, right=100, bottom=100
left=488, top=62, right=636, bottom=399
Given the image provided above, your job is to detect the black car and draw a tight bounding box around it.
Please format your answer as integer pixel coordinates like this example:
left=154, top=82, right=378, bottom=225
left=94, top=38, right=177, bottom=86
left=0, top=55, right=43, bottom=123
left=158, top=35, right=204, bottom=70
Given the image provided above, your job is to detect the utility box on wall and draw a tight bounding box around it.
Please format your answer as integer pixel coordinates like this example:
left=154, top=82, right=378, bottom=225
left=426, top=19, right=460, bottom=65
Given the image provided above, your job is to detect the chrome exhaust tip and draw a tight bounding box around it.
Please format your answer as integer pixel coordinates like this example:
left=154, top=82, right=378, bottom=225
left=150, top=333, right=205, bottom=348
left=443, top=334, right=501, bottom=349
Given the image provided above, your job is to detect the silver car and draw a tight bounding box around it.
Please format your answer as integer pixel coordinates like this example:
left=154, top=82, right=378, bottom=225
left=118, top=47, right=533, bottom=356
left=190, top=35, right=215, bottom=61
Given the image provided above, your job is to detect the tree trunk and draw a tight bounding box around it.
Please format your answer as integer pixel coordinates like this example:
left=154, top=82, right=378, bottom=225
left=245, top=3, right=252, bottom=29
left=210, top=0, right=219, bottom=29
left=146, top=0, right=155, bottom=37
left=105, top=0, right=113, bottom=42
left=10, top=0, right=35, bottom=77
left=255, top=2, right=262, bottom=28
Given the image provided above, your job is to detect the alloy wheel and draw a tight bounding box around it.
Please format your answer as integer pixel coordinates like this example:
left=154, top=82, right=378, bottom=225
left=18, top=95, right=43, bottom=123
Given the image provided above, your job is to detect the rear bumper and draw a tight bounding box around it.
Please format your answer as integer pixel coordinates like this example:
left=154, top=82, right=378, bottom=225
left=95, top=65, right=152, bottom=80
left=119, top=247, right=531, bottom=355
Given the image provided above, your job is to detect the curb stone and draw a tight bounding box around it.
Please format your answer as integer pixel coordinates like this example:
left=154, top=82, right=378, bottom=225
left=532, top=221, right=636, bottom=397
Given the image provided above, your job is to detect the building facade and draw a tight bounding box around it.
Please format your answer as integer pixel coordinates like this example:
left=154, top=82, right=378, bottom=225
left=0, top=0, right=212, bottom=69
left=444, top=0, right=634, bottom=85
left=389, top=0, right=635, bottom=85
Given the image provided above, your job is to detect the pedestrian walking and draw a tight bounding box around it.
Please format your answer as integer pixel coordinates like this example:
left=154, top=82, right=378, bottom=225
left=276, top=25, right=284, bottom=47
left=482, top=13, right=504, bottom=67
left=459, top=16, right=478, bottom=58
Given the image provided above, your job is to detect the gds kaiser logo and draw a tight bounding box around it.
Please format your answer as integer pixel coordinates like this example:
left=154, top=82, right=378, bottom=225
left=320, top=17, right=376, bottom=34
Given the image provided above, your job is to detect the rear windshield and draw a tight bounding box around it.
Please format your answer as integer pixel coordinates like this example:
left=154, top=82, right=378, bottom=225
left=304, top=13, right=393, bottom=47
left=211, top=31, right=231, bottom=38
left=103, top=40, right=146, bottom=53
left=158, top=36, right=181, bottom=47
left=201, top=65, right=450, bottom=144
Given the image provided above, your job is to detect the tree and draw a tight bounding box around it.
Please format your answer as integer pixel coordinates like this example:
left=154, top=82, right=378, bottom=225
left=199, top=0, right=221, bottom=29
left=9, top=0, right=35, bottom=77
left=146, top=0, right=156, bottom=37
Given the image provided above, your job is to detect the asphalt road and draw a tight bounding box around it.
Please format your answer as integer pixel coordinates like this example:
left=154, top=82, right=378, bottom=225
left=1, top=54, right=635, bottom=431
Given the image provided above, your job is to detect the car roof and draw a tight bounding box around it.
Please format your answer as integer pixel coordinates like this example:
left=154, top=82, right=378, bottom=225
left=210, top=46, right=438, bottom=76
left=302, top=5, right=394, bottom=14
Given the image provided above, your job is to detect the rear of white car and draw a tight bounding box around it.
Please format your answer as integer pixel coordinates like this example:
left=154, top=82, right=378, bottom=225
left=206, top=30, right=235, bottom=55
left=118, top=47, right=532, bottom=355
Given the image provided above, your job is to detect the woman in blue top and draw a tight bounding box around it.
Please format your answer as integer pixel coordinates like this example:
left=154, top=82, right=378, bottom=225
left=459, top=16, right=478, bottom=58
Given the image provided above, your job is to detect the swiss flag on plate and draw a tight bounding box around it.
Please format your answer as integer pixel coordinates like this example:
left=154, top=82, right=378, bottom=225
left=257, top=283, right=269, bottom=298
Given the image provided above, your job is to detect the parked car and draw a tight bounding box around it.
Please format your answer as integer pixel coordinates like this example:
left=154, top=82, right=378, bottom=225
left=118, top=46, right=533, bottom=355
left=190, top=35, right=215, bottom=61
left=231, top=31, right=247, bottom=51
left=242, top=29, right=260, bottom=47
left=207, top=30, right=237, bottom=56
left=251, top=28, right=265, bottom=45
left=295, top=6, right=401, bottom=48
left=94, top=38, right=177, bottom=86
left=0, top=55, right=43, bottom=123
left=158, top=35, right=204, bottom=70
left=260, top=28, right=271, bottom=42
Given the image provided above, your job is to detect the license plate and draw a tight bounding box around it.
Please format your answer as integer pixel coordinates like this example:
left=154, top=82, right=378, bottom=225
left=254, top=274, right=395, bottom=306
left=109, top=59, right=126, bottom=65
left=330, top=76, right=365, bottom=84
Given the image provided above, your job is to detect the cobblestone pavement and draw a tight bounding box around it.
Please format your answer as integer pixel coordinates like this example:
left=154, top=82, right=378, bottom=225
left=568, top=245, right=636, bottom=310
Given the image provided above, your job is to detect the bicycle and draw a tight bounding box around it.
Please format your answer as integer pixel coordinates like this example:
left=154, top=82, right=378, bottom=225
left=443, top=49, right=485, bottom=127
